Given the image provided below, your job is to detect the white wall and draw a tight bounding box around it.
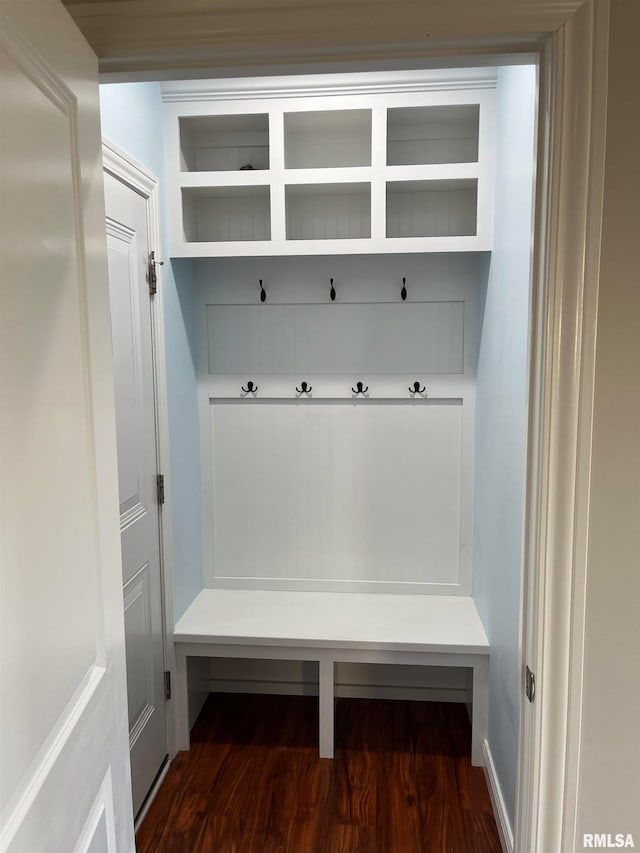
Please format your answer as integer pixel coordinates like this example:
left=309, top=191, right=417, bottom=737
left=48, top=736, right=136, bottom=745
left=575, top=0, right=640, bottom=846
left=99, top=83, right=203, bottom=620
left=472, top=65, right=537, bottom=830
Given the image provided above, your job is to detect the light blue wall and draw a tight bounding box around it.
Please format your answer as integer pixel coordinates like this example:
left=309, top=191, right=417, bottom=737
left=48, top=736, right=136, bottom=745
left=472, top=65, right=537, bottom=828
left=99, top=83, right=203, bottom=621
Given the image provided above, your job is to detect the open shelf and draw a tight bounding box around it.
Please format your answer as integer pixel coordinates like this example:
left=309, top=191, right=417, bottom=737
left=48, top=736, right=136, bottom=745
left=284, top=110, right=372, bottom=169
left=387, top=105, right=479, bottom=166
left=182, top=186, right=271, bottom=242
left=179, top=114, right=269, bottom=172
left=286, top=183, right=371, bottom=240
left=386, top=179, right=478, bottom=238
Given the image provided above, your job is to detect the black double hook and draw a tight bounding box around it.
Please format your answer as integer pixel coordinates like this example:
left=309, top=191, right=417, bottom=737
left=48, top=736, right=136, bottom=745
left=330, top=277, right=336, bottom=301
left=352, top=381, right=369, bottom=395
left=296, top=381, right=312, bottom=395
left=259, top=279, right=266, bottom=302
left=409, top=381, right=426, bottom=395
left=401, top=277, right=407, bottom=301
left=241, top=380, right=258, bottom=394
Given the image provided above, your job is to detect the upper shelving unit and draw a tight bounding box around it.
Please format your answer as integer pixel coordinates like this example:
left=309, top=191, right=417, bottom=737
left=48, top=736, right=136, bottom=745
left=162, top=69, right=496, bottom=257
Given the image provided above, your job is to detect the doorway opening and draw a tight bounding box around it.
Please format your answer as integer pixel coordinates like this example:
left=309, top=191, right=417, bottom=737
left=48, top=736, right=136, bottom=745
left=99, top=56, right=539, bottom=851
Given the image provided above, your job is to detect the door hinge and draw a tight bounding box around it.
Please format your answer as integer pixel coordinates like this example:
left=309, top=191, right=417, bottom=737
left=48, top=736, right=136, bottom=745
left=525, top=665, right=536, bottom=703
left=164, top=670, right=171, bottom=701
left=148, top=250, right=164, bottom=296
left=156, top=473, right=165, bottom=505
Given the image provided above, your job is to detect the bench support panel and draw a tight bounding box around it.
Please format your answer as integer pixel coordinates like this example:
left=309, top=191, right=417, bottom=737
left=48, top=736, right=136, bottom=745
left=173, top=643, right=489, bottom=768
left=471, top=657, right=489, bottom=767
left=318, top=656, right=335, bottom=759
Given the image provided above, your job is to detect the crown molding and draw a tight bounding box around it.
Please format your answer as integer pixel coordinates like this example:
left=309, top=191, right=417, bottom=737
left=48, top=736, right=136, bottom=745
left=160, top=67, right=498, bottom=103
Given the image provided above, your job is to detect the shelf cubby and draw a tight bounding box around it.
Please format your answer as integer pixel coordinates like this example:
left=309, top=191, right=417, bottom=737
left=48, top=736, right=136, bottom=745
left=387, top=105, right=479, bottom=166
left=284, top=110, right=372, bottom=169
left=386, top=179, right=478, bottom=238
left=285, top=183, right=371, bottom=240
left=179, top=114, right=270, bottom=172
left=182, top=186, right=271, bottom=242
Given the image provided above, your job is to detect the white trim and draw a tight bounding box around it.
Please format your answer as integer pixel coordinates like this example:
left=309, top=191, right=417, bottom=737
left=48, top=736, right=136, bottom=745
left=101, top=140, right=177, bottom=759
left=0, top=666, right=106, bottom=851
left=559, top=8, right=608, bottom=851
left=73, top=768, right=117, bottom=853
left=515, top=2, right=609, bottom=852
left=102, top=140, right=157, bottom=197
left=160, top=67, right=498, bottom=102
left=483, top=740, right=514, bottom=853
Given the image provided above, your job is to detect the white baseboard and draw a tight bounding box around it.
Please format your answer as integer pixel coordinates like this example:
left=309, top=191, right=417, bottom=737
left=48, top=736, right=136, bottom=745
left=482, top=740, right=514, bottom=853
left=134, top=757, right=170, bottom=832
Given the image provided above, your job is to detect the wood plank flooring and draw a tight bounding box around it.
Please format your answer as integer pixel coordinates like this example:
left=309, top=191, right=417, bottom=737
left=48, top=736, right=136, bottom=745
left=137, top=694, right=502, bottom=852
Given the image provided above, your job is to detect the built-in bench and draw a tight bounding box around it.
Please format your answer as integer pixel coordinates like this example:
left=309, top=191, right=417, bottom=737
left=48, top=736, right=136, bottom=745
left=173, top=590, right=489, bottom=766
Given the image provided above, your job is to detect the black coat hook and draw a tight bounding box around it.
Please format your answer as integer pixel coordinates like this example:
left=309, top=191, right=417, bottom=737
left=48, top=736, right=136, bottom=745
left=259, top=279, right=266, bottom=302
left=330, top=277, right=336, bottom=301
left=352, top=381, right=369, bottom=395
left=401, top=277, right=407, bottom=301
left=409, top=381, right=426, bottom=395
left=296, top=381, right=312, bottom=394
left=241, top=380, right=258, bottom=394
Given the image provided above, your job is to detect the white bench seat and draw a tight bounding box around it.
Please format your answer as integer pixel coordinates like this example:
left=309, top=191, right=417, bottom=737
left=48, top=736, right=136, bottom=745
left=173, top=589, right=490, bottom=765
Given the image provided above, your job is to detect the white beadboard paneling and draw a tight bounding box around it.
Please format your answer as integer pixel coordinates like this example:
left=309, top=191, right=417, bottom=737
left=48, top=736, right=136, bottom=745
left=285, top=183, right=371, bottom=240
left=208, top=401, right=463, bottom=587
left=205, top=658, right=471, bottom=703
left=182, top=186, right=271, bottom=242
left=387, top=104, right=479, bottom=166
left=179, top=114, right=269, bottom=172
left=284, top=109, right=371, bottom=169
left=195, top=252, right=481, bottom=302
left=207, top=301, right=464, bottom=376
left=386, top=179, right=478, bottom=238
left=196, top=253, right=478, bottom=596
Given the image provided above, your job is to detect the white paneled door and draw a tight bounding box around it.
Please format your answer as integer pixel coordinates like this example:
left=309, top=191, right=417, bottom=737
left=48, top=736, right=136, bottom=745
left=104, top=167, right=168, bottom=818
left=0, top=2, right=135, bottom=852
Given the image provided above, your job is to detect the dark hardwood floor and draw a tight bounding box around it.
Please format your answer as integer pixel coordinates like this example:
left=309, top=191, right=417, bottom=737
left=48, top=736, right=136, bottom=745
left=136, top=694, right=501, bottom=852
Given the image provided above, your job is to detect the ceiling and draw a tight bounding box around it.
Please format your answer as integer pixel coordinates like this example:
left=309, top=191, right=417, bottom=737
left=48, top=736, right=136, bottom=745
left=61, top=0, right=582, bottom=78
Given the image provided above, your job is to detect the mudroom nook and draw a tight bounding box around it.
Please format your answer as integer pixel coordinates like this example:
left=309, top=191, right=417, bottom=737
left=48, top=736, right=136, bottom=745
left=99, top=59, right=537, bottom=848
